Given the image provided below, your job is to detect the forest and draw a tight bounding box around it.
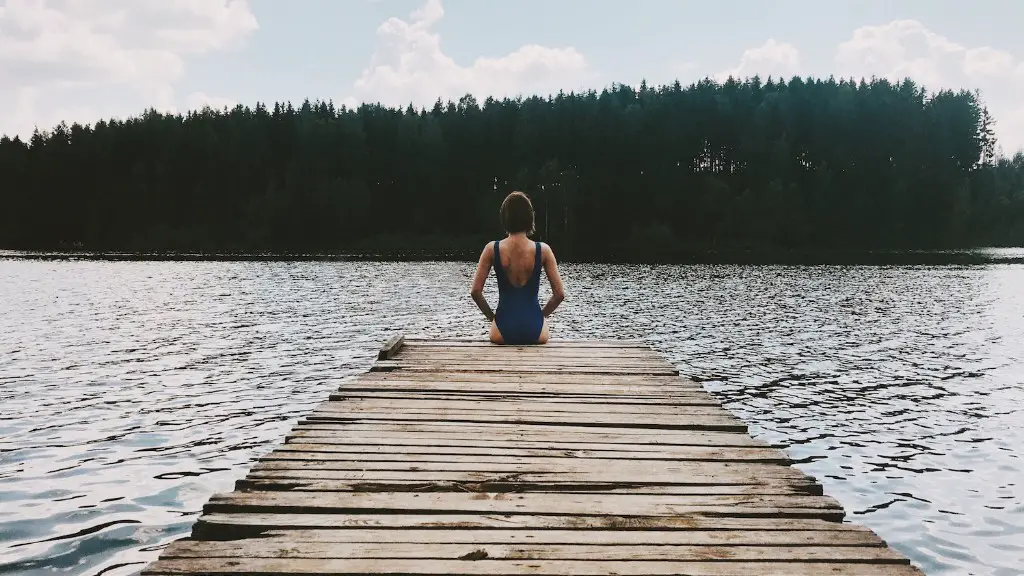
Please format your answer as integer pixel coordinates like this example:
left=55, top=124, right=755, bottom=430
left=1, top=75, right=1023, bottom=261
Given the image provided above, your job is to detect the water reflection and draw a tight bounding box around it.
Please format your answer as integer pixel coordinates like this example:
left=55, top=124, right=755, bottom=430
left=0, top=259, right=1022, bottom=575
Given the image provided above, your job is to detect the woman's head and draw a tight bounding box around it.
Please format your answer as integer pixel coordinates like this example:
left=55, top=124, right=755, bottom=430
left=500, top=191, right=535, bottom=236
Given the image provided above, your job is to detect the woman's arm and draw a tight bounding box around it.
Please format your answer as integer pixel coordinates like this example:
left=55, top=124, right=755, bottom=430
left=540, top=243, right=565, bottom=317
left=469, top=243, right=495, bottom=321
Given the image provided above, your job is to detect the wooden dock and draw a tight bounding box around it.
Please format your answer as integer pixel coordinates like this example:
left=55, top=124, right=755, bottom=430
left=142, top=336, right=925, bottom=575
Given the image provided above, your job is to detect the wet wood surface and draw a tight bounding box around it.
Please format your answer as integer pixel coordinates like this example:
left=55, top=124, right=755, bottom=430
left=142, top=336, right=924, bottom=575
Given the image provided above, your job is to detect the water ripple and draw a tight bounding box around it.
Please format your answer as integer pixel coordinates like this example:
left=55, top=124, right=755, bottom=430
left=0, top=259, right=1022, bottom=575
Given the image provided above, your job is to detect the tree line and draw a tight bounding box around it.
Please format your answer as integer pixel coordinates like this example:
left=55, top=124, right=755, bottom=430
left=1, top=75, right=1022, bottom=260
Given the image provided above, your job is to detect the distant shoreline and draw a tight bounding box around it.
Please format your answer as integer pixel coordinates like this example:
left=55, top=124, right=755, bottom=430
left=3, top=247, right=1022, bottom=265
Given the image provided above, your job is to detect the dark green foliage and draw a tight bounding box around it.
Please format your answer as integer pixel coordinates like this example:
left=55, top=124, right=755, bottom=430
left=1, top=76, right=1022, bottom=258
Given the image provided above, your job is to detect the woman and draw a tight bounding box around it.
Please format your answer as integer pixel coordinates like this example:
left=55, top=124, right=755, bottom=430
left=470, top=191, right=565, bottom=344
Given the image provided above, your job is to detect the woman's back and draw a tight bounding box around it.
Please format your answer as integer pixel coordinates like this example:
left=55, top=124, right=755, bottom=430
left=495, top=237, right=540, bottom=288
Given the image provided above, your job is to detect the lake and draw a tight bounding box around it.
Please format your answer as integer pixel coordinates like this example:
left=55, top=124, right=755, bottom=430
left=1, top=256, right=1022, bottom=575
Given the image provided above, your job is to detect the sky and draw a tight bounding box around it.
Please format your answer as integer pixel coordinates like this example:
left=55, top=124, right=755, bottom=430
left=2, top=0, right=1023, bottom=153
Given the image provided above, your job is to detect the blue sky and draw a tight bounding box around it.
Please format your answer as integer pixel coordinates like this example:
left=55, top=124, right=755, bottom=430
left=2, top=0, right=1023, bottom=151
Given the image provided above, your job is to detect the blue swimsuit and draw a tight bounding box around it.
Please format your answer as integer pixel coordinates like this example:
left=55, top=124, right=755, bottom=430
left=493, top=240, right=544, bottom=345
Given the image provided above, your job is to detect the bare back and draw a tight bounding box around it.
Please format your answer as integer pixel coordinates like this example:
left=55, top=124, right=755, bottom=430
left=496, top=236, right=538, bottom=288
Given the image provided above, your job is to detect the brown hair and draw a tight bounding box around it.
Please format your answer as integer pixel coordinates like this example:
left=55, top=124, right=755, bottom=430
left=500, top=191, right=535, bottom=235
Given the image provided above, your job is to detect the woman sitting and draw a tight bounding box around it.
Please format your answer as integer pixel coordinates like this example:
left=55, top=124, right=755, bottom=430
left=470, top=191, right=565, bottom=344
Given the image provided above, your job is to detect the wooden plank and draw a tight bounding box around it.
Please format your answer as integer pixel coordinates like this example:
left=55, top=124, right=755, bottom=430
left=343, top=376, right=702, bottom=389
left=257, top=451, right=787, bottom=465
left=316, top=402, right=732, bottom=415
left=397, top=345, right=665, bottom=354
left=249, top=458, right=809, bottom=478
left=398, top=350, right=657, bottom=358
left=304, top=411, right=745, bottom=431
left=359, top=371, right=694, bottom=385
left=229, top=528, right=888, bottom=546
left=329, top=391, right=722, bottom=405
left=163, top=541, right=907, bottom=562
left=392, top=352, right=674, bottom=361
left=384, top=360, right=677, bottom=370
left=269, top=443, right=789, bottom=462
left=378, top=333, right=405, bottom=360
left=144, top=558, right=925, bottom=575
left=193, top=513, right=866, bottom=532
left=323, top=398, right=733, bottom=415
left=403, top=338, right=650, bottom=347
left=394, top=354, right=669, bottom=363
left=235, top=479, right=821, bottom=496
left=283, top=432, right=771, bottom=448
left=244, top=469, right=814, bottom=486
left=338, top=382, right=707, bottom=397
left=388, top=358, right=671, bottom=366
left=371, top=361, right=679, bottom=375
left=385, top=360, right=679, bottom=368
left=204, top=492, right=844, bottom=517
left=335, top=384, right=709, bottom=396
left=288, top=425, right=768, bottom=446
left=259, top=449, right=789, bottom=465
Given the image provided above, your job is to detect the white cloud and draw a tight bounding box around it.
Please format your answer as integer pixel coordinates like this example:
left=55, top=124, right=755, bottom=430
left=715, top=38, right=801, bottom=82
left=836, top=19, right=1024, bottom=153
left=0, top=0, right=257, bottom=137
left=345, top=0, right=594, bottom=109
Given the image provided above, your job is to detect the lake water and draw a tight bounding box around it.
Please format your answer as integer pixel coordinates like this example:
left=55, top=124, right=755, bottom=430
left=1, top=256, right=1022, bottom=575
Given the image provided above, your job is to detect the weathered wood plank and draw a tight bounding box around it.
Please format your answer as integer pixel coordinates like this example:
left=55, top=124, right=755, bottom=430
left=163, top=541, right=907, bottom=562
left=249, top=459, right=810, bottom=480
left=204, top=492, right=845, bottom=518
left=259, top=451, right=785, bottom=464
left=391, top=358, right=673, bottom=368
left=243, top=469, right=815, bottom=487
left=337, top=384, right=707, bottom=398
left=235, top=479, right=821, bottom=495
left=283, top=433, right=771, bottom=449
left=144, top=558, right=925, bottom=575
left=330, top=391, right=722, bottom=405
left=387, top=359, right=671, bottom=367
left=288, top=428, right=770, bottom=447
left=269, top=443, right=789, bottom=462
left=230, top=528, right=888, bottom=546
left=395, top=344, right=659, bottom=354
left=403, top=338, right=650, bottom=347
left=295, top=419, right=739, bottom=433
left=389, top=357, right=677, bottom=366
left=259, top=449, right=788, bottom=465
left=335, top=384, right=707, bottom=395
left=304, top=411, right=745, bottom=431
left=378, top=333, right=405, bottom=360
left=323, top=398, right=733, bottom=416
left=193, top=513, right=866, bottom=532
left=371, top=361, right=679, bottom=375
left=358, top=371, right=695, bottom=385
